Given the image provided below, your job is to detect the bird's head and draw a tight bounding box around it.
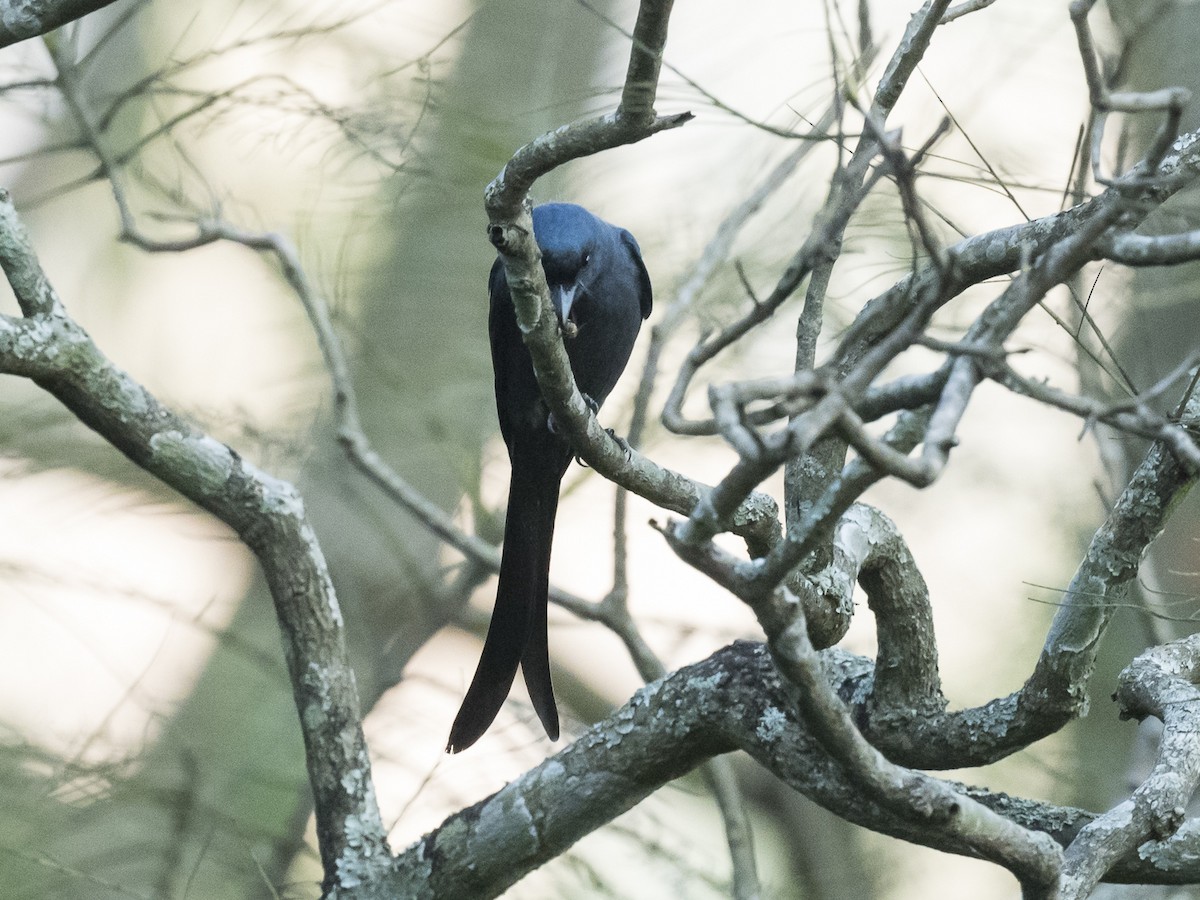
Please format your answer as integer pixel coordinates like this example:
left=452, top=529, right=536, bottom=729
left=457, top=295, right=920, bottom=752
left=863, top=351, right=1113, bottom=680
left=532, top=203, right=601, bottom=339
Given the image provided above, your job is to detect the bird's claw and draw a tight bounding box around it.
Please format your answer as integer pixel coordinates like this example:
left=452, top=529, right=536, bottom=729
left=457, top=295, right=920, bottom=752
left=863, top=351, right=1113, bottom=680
left=575, top=429, right=631, bottom=467
left=607, top=428, right=633, bottom=460
left=609, top=429, right=628, bottom=458
left=549, top=394, right=600, bottom=438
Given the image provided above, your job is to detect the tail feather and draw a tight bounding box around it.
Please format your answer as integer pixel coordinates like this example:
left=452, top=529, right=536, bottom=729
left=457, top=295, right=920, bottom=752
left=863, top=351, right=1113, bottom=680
left=521, top=587, right=559, bottom=740
left=447, top=448, right=565, bottom=753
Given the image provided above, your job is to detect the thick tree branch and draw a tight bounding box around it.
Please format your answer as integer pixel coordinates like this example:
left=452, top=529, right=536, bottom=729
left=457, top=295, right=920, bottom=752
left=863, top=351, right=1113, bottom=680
left=848, top=505, right=944, bottom=716
left=396, top=642, right=1200, bottom=898
left=767, top=609, right=1062, bottom=896
left=0, top=0, right=120, bottom=49
left=663, top=515, right=1061, bottom=892
left=0, top=191, right=390, bottom=896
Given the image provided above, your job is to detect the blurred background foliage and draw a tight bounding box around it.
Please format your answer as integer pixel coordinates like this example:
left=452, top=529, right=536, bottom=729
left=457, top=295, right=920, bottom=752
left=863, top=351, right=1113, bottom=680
left=0, top=0, right=1198, bottom=898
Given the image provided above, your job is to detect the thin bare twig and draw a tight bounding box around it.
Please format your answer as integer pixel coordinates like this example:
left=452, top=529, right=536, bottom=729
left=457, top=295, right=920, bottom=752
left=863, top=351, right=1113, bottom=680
left=1070, top=0, right=1192, bottom=183
left=940, top=0, right=999, bottom=25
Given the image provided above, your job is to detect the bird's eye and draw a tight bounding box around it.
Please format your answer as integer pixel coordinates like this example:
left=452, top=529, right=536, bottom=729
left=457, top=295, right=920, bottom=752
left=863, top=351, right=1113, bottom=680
left=582, top=253, right=591, bottom=266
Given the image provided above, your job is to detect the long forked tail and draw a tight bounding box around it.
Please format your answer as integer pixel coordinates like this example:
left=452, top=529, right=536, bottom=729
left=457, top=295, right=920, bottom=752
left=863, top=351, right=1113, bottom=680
left=447, top=451, right=564, bottom=753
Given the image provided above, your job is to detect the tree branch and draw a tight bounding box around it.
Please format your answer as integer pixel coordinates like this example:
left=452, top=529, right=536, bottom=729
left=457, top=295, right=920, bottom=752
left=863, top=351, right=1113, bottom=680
left=397, top=641, right=1200, bottom=897
left=866, top=383, right=1200, bottom=770
left=767, top=609, right=1063, bottom=896
left=0, top=190, right=390, bottom=896
left=1060, top=634, right=1200, bottom=898
left=0, top=0, right=121, bottom=49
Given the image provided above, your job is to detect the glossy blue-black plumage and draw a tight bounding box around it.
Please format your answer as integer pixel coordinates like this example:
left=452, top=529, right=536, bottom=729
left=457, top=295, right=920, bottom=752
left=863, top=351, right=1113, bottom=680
left=447, top=203, right=651, bottom=752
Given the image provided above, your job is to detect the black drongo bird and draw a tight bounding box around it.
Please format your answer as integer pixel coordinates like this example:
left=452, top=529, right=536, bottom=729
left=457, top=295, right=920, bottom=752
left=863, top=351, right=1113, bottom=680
left=447, top=203, right=652, bottom=753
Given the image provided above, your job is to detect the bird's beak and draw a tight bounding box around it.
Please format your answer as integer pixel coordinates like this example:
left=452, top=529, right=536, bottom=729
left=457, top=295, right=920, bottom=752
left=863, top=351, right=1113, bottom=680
left=551, top=282, right=580, bottom=338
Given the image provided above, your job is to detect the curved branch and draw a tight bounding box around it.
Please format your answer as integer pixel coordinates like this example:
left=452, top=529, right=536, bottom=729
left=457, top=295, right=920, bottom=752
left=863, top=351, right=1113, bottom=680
left=1060, top=633, right=1200, bottom=898
left=0, top=191, right=389, bottom=895
left=767, top=611, right=1062, bottom=895
left=395, top=642, right=1200, bottom=898
left=1103, top=228, right=1200, bottom=266
left=863, top=386, right=1200, bottom=770
left=849, top=506, right=944, bottom=716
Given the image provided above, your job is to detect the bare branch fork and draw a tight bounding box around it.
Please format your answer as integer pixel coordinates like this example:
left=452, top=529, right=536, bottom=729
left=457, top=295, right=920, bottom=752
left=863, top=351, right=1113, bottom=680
left=667, top=125, right=1200, bottom=571
left=655, top=127, right=1200, bottom=628
left=1070, top=0, right=1192, bottom=183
